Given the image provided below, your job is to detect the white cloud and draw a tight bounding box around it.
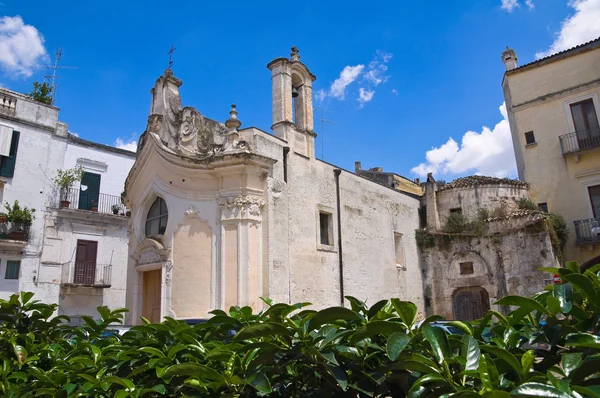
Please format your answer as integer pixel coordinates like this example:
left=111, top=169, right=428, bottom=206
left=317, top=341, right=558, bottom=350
left=0, top=16, right=48, bottom=77
left=536, top=0, right=600, bottom=59
left=392, top=89, right=398, bottom=95
left=329, top=65, right=365, bottom=100
left=500, top=0, right=534, bottom=11
left=315, top=88, right=327, bottom=103
left=501, top=0, right=520, bottom=12
left=411, top=102, right=517, bottom=178
left=357, top=88, right=374, bottom=107
left=114, top=137, right=137, bottom=152
left=364, top=50, right=392, bottom=86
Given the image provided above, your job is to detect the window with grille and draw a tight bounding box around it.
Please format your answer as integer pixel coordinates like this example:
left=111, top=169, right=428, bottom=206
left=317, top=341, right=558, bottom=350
left=459, top=262, right=474, bottom=275
left=524, top=131, right=535, bottom=145
left=145, top=197, right=168, bottom=236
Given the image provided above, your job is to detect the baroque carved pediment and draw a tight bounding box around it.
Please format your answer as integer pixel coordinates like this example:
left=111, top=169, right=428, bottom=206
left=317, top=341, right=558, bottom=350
left=146, top=70, right=248, bottom=160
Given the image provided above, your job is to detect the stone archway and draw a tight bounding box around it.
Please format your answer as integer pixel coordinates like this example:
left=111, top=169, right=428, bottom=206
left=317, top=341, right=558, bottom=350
left=131, top=238, right=171, bottom=324
left=452, top=286, right=490, bottom=321
left=581, top=255, right=600, bottom=271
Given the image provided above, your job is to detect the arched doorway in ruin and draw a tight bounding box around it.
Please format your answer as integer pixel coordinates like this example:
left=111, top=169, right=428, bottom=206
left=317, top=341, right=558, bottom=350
left=452, top=286, right=490, bottom=321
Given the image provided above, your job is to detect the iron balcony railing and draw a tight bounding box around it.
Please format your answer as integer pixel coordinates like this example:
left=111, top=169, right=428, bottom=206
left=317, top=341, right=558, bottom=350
left=0, top=222, right=31, bottom=242
left=59, top=188, right=129, bottom=216
left=574, top=217, right=600, bottom=245
left=61, top=261, right=112, bottom=287
left=559, top=126, right=600, bottom=155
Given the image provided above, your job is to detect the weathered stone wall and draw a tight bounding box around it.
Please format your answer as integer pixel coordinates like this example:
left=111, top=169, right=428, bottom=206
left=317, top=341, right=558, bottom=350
left=421, top=219, right=558, bottom=319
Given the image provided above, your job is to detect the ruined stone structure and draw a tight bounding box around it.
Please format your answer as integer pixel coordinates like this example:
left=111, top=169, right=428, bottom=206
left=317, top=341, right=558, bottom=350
left=124, top=48, right=424, bottom=324
left=420, top=175, right=559, bottom=320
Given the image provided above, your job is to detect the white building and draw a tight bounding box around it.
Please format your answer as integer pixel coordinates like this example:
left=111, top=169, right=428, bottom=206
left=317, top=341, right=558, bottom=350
left=0, top=88, right=135, bottom=324
left=124, top=48, right=424, bottom=324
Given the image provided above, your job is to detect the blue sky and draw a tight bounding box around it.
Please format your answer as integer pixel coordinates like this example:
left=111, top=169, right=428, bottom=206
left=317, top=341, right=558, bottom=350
left=1, top=0, right=599, bottom=181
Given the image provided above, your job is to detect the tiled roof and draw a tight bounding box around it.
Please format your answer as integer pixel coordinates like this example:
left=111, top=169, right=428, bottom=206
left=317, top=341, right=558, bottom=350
left=438, top=175, right=528, bottom=191
left=508, top=37, right=600, bottom=73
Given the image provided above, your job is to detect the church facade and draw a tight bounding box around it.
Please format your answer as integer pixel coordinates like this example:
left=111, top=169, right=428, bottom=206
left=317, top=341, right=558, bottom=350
left=123, top=48, right=424, bottom=323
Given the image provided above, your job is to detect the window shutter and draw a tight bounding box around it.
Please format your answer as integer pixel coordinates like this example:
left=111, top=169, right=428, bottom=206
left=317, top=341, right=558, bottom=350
left=0, top=130, right=20, bottom=178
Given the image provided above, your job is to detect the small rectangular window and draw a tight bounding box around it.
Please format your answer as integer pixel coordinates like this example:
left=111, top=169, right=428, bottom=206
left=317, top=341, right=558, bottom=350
left=5, top=260, right=20, bottom=280
left=283, top=147, right=289, bottom=183
left=460, top=262, right=474, bottom=275
left=394, top=232, right=405, bottom=268
left=524, top=131, right=535, bottom=145
left=319, top=212, right=332, bottom=246
left=538, top=202, right=548, bottom=213
left=450, top=208, right=462, bottom=215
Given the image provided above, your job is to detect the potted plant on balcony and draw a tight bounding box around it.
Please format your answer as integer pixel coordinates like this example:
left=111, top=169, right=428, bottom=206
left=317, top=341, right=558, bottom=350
left=90, top=200, right=98, bottom=212
left=111, top=203, right=120, bottom=215
left=5, top=200, right=35, bottom=241
left=53, top=166, right=84, bottom=208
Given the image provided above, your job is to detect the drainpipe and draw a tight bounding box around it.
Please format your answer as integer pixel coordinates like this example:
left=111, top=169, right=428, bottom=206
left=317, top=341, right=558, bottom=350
left=333, top=169, right=344, bottom=306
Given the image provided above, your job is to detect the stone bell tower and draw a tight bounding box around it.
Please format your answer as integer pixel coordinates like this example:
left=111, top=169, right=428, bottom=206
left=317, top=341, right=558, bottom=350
left=267, top=46, right=317, bottom=158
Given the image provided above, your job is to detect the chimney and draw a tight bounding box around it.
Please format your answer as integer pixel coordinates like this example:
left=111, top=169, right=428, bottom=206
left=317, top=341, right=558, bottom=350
left=414, top=178, right=420, bottom=184
left=501, top=46, right=518, bottom=71
left=355, top=161, right=362, bottom=172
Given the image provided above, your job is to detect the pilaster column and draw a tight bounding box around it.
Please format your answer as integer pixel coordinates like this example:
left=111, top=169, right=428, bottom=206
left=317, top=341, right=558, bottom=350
left=219, top=195, right=265, bottom=310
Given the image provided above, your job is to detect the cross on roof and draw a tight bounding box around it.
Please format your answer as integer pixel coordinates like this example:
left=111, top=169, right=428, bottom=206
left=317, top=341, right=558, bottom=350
left=167, top=44, right=176, bottom=69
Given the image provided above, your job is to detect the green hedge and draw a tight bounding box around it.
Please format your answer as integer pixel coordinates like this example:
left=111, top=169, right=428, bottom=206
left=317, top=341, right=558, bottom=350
left=1, top=261, right=599, bottom=397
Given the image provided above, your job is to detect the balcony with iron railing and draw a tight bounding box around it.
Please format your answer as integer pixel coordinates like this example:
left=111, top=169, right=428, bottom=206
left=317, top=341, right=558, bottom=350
left=61, top=261, right=112, bottom=288
left=559, top=127, right=600, bottom=155
left=58, top=188, right=129, bottom=216
left=574, top=217, right=600, bottom=245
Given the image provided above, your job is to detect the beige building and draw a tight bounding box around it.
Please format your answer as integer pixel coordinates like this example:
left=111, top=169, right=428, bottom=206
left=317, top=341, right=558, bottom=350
left=354, top=162, right=424, bottom=196
left=419, top=174, right=558, bottom=320
left=501, top=38, right=600, bottom=269
left=124, top=48, right=424, bottom=324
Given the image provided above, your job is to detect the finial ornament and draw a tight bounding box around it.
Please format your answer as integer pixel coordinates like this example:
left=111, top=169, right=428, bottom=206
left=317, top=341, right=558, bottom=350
left=290, top=46, right=300, bottom=62
left=225, top=104, right=242, bottom=130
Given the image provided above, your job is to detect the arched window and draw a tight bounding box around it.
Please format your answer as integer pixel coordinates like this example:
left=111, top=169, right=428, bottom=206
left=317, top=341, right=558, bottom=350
left=145, top=197, right=168, bottom=236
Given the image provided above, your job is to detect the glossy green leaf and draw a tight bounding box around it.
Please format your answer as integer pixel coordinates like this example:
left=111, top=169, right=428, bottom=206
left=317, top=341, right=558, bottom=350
left=484, top=391, right=511, bottom=397
left=553, top=283, right=572, bottom=313
left=511, top=382, right=571, bottom=397
left=480, top=345, right=522, bottom=378
left=138, top=346, right=166, bottom=358
left=423, top=323, right=450, bottom=365
left=546, top=296, right=561, bottom=315
left=447, top=321, right=472, bottom=335
left=488, top=310, right=510, bottom=327
left=460, top=335, right=480, bottom=371
left=248, top=372, right=271, bottom=394
left=479, top=354, right=499, bottom=390
left=408, top=373, right=447, bottom=394
left=521, top=350, right=535, bottom=375
left=495, top=295, right=548, bottom=315
left=386, top=332, right=410, bottom=361
left=367, top=299, right=389, bottom=320
left=561, top=274, right=597, bottom=303
left=234, top=322, right=292, bottom=341
left=327, top=365, right=348, bottom=391
left=351, top=320, right=405, bottom=343
left=161, top=363, right=223, bottom=381
left=565, top=332, right=600, bottom=349
left=570, top=359, right=600, bottom=384
left=104, top=376, right=135, bottom=390
left=565, top=261, right=580, bottom=274
left=308, top=307, right=362, bottom=330
left=390, top=299, right=418, bottom=327
left=113, top=390, right=129, bottom=398
left=560, top=352, right=582, bottom=377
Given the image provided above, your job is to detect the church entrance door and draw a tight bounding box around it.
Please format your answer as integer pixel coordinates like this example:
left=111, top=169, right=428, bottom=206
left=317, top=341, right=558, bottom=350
left=452, top=286, right=490, bottom=321
left=142, top=269, right=162, bottom=323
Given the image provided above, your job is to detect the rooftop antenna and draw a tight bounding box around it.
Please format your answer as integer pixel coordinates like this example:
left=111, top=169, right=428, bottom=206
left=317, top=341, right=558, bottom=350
left=44, top=48, right=78, bottom=105
left=314, top=107, right=336, bottom=160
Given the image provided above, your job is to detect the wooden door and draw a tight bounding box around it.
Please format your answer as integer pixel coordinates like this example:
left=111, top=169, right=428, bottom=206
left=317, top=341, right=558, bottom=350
left=452, top=286, right=490, bottom=321
left=79, top=172, right=101, bottom=210
left=142, top=270, right=162, bottom=323
left=74, top=240, right=97, bottom=285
